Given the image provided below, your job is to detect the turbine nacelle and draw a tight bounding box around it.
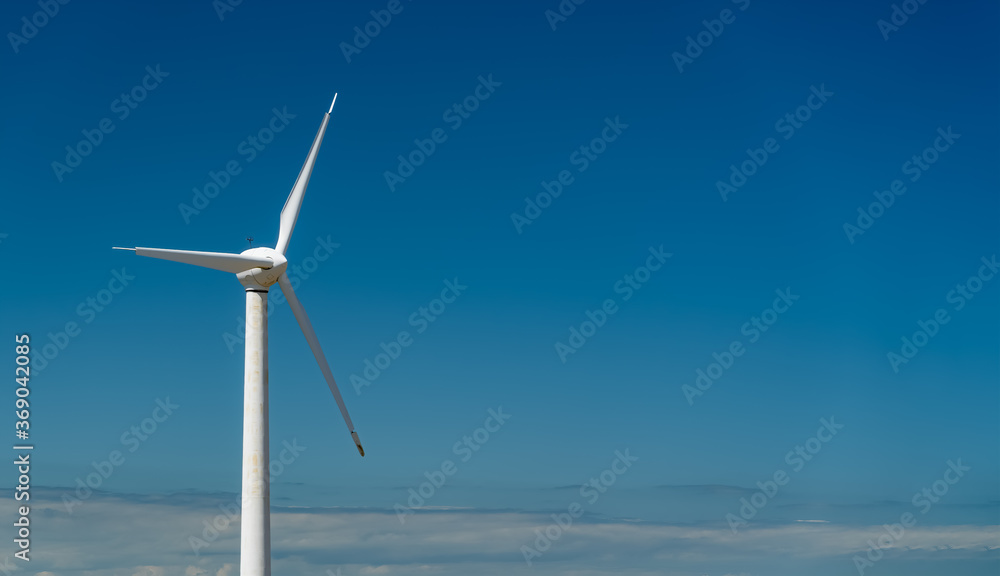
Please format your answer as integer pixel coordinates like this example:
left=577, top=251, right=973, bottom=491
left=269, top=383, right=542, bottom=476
left=236, top=247, right=287, bottom=290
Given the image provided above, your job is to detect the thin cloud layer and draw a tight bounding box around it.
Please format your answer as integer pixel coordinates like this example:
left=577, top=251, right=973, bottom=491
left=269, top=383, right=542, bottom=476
left=2, top=489, right=997, bottom=576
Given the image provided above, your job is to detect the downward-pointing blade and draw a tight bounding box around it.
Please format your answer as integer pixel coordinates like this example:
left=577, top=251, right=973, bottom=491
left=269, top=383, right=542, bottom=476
left=116, top=247, right=272, bottom=274
left=277, top=272, right=364, bottom=457
left=274, top=95, right=337, bottom=255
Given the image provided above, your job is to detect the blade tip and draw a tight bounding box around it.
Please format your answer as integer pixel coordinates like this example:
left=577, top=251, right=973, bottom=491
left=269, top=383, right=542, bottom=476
left=112, top=247, right=136, bottom=251
left=351, top=431, right=364, bottom=457
left=329, top=93, right=338, bottom=114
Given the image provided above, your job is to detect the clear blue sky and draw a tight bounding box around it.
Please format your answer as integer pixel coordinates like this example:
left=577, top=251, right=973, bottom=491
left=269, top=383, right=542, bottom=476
left=1, top=0, right=997, bottom=574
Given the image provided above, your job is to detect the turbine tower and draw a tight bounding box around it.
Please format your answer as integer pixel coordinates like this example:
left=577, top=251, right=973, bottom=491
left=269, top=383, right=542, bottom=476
left=115, top=94, right=361, bottom=576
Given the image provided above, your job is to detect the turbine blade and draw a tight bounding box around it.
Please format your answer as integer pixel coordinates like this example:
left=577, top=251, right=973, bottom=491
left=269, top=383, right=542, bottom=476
left=275, top=95, right=337, bottom=255
left=120, top=247, right=272, bottom=274
left=277, top=272, right=364, bottom=457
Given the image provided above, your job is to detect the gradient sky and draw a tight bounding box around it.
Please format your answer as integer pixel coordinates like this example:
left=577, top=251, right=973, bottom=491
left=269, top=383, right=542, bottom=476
left=1, top=0, right=998, bottom=575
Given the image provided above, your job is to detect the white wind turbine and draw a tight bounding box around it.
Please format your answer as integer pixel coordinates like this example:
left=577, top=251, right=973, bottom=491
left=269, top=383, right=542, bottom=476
left=114, top=94, right=362, bottom=576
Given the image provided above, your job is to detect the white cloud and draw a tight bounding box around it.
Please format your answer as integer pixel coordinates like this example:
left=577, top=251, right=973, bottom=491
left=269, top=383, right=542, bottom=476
left=3, top=489, right=997, bottom=576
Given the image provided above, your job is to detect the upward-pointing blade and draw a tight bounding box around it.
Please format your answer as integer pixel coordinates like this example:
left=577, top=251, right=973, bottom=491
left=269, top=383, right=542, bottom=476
left=274, top=95, right=337, bottom=255
left=114, top=247, right=272, bottom=274
left=276, top=272, right=364, bottom=457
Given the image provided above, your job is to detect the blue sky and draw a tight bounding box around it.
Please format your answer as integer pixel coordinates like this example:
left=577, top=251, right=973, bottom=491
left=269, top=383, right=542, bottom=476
left=1, top=0, right=998, bottom=574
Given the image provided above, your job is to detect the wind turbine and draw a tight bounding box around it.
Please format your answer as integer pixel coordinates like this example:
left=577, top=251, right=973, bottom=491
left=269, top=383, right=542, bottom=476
left=114, top=94, right=361, bottom=576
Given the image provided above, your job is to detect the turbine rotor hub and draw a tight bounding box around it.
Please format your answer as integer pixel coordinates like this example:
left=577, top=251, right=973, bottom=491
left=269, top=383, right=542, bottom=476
left=236, top=247, right=287, bottom=290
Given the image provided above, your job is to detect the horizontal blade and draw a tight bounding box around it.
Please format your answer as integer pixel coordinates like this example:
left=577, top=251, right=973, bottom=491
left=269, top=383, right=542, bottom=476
left=277, top=272, right=364, bottom=457
left=114, top=247, right=272, bottom=274
left=275, top=95, right=336, bottom=255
